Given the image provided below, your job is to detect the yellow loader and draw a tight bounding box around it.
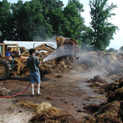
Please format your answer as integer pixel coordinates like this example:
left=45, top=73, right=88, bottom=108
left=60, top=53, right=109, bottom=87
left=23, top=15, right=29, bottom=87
left=0, top=43, right=55, bottom=80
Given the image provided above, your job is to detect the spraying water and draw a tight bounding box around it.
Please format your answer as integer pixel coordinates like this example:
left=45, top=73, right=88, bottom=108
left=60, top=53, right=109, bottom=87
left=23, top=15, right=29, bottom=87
left=43, top=45, right=78, bottom=62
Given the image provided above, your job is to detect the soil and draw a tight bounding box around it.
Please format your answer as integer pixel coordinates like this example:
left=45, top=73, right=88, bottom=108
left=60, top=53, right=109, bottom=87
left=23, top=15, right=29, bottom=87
left=1, top=40, right=123, bottom=122
left=0, top=71, right=107, bottom=123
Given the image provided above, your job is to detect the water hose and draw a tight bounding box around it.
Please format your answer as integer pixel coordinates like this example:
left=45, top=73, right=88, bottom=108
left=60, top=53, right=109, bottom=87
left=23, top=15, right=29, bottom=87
left=0, top=83, right=31, bottom=98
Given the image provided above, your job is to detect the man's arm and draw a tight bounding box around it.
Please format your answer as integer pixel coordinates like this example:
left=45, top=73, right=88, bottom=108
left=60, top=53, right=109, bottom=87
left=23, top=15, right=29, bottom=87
left=38, top=61, right=41, bottom=67
left=36, top=57, right=41, bottom=67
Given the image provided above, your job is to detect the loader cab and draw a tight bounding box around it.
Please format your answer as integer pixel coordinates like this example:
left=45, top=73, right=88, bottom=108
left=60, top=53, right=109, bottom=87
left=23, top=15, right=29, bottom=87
left=0, top=43, right=19, bottom=57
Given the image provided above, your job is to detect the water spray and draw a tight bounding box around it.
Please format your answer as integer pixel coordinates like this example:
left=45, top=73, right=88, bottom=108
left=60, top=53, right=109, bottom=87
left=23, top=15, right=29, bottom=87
left=43, top=45, right=79, bottom=62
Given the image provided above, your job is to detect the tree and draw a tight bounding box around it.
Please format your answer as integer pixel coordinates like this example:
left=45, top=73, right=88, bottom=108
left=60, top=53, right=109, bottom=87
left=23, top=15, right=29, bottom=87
left=0, top=0, right=11, bottom=42
left=119, top=46, right=123, bottom=52
left=81, top=26, right=94, bottom=51
left=11, top=0, right=64, bottom=40
left=89, top=0, right=118, bottom=50
left=39, top=0, right=64, bottom=38
left=11, top=0, right=45, bottom=41
left=62, top=0, right=85, bottom=40
left=108, top=48, right=117, bottom=52
left=68, top=0, right=84, bottom=12
left=0, top=0, right=88, bottom=42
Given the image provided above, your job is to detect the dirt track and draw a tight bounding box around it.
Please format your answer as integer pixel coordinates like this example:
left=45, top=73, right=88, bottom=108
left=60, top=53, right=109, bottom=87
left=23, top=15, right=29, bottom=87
left=0, top=72, right=107, bottom=123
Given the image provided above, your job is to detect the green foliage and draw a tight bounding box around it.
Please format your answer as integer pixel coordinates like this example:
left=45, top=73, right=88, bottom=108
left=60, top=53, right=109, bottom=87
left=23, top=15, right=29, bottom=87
left=119, top=46, right=123, bottom=51
left=0, top=0, right=87, bottom=41
left=0, top=0, right=118, bottom=49
left=0, top=0, right=11, bottom=41
left=108, top=48, right=117, bottom=52
left=0, top=0, right=65, bottom=41
left=81, top=26, right=94, bottom=50
left=89, top=0, right=118, bottom=50
left=11, top=0, right=45, bottom=40
left=38, top=0, right=64, bottom=39
left=68, top=0, right=84, bottom=12
left=62, top=0, right=85, bottom=40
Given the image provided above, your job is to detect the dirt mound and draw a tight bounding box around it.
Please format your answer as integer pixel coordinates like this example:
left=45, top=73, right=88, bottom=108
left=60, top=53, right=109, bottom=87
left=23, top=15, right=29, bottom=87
left=87, top=75, right=107, bottom=84
left=21, top=42, right=122, bottom=78
left=78, top=51, right=123, bottom=69
left=16, top=101, right=59, bottom=115
left=16, top=100, right=80, bottom=123
left=83, top=103, right=101, bottom=113
left=86, top=75, right=108, bottom=94
left=92, top=75, right=107, bottom=83
left=82, top=77, right=123, bottom=123
left=77, top=51, right=123, bottom=78
left=41, top=59, right=77, bottom=74
left=39, top=51, right=123, bottom=79
left=105, top=78, right=123, bottom=102
left=94, top=101, right=122, bottom=123
left=30, top=114, right=80, bottom=123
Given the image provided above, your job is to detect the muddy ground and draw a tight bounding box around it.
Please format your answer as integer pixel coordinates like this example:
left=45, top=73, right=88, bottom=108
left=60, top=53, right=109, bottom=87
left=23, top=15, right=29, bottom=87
left=0, top=51, right=123, bottom=122
left=0, top=71, right=109, bottom=123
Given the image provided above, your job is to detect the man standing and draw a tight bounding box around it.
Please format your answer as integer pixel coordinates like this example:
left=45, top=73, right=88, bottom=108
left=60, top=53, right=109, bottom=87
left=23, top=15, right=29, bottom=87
left=26, top=48, right=41, bottom=97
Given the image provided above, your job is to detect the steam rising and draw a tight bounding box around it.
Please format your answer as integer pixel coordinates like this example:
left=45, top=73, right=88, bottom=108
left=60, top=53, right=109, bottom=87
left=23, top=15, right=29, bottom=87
left=76, top=51, right=123, bottom=80
left=43, top=43, right=123, bottom=80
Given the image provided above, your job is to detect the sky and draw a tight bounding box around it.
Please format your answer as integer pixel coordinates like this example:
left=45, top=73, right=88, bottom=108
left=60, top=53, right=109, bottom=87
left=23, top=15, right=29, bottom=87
left=1, top=0, right=123, bottom=50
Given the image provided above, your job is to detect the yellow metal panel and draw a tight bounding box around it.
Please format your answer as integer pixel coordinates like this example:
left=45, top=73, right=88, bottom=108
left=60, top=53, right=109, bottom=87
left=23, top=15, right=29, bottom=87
left=3, top=45, right=5, bottom=57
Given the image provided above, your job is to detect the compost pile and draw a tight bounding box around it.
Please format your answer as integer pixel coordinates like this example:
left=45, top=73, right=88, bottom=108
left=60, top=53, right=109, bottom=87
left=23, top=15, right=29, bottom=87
left=41, top=58, right=77, bottom=74
left=30, top=114, right=80, bottom=123
left=40, top=51, right=123, bottom=79
left=87, top=75, right=108, bottom=93
left=39, top=37, right=122, bottom=76
left=77, top=51, right=123, bottom=79
left=16, top=100, right=80, bottom=123
left=20, top=37, right=123, bottom=77
left=82, top=77, right=123, bottom=123
left=39, top=37, right=79, bottom=74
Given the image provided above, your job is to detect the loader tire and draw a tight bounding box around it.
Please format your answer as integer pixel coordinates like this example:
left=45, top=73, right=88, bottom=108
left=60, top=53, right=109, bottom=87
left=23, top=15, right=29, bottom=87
left=0, top=58, right=12, bottom=80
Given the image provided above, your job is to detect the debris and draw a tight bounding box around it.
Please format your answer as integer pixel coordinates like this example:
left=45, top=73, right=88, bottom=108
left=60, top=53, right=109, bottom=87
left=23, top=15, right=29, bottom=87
left=82, top=77, right=123, bottom=123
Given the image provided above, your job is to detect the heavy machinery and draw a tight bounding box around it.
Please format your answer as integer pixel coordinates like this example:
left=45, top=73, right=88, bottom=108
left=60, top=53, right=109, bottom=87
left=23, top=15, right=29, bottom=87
left=0, top=43, right=55, bottom=80
left=0, top=36, right=79, bottom=80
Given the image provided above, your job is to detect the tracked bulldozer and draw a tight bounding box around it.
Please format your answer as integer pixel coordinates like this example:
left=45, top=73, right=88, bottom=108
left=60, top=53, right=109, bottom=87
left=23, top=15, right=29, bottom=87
left=0, top=43, right=55, bottom=80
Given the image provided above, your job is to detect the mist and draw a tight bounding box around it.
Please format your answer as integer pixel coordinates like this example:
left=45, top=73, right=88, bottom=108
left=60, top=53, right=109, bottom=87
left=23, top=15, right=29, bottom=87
left=43, top=45, right=78, bottom=62
left=76, top=51, right=123, bottom=80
